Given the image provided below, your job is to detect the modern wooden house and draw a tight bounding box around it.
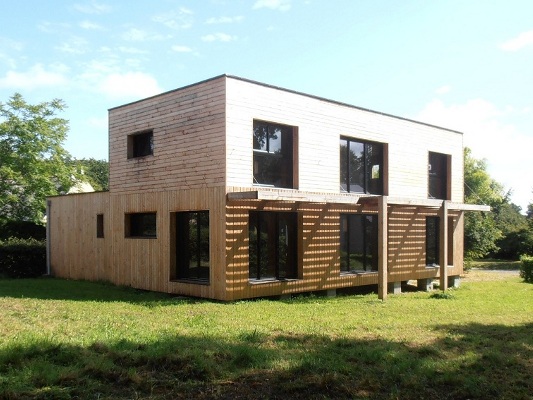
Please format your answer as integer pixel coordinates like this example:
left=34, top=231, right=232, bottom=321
left=47, top=75, right=488, bottom=301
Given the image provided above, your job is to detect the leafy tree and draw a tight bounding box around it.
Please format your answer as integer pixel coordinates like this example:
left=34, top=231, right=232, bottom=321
left=0, top=93, right=76, bottom=223
left=464, top=147, right=503, bottom=259
left=73, top=158, right=109, bottom=191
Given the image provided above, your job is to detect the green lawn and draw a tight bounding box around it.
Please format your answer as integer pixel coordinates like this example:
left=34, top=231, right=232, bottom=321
left=1, top=273, right=532, bottom=399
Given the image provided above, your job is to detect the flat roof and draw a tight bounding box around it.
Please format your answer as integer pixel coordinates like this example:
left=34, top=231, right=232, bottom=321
left=109, top=74, right=463, bottom=135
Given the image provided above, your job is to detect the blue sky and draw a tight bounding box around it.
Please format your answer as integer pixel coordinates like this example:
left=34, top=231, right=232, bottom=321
left=1, top=0, right=532, bottom=210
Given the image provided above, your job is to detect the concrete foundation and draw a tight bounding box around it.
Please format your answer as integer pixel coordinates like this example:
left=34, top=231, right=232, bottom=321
left=388, top=281, right=401, bottom=294
left=326, top=289, right=337, bottom=298
left=417, top=278, right=434, bottom=291
left=448, top=275, right=461, bottom=288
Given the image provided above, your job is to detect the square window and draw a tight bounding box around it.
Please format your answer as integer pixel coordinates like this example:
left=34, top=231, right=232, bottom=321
left=125, top=213, right=156, bottom=238
left=128, top=130, right=153, bottom=159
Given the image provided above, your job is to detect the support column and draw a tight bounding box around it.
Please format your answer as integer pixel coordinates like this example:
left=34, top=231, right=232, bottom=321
left=439, top=200, right=448, bottom=291
left=378, top=196, right=388, bottom=300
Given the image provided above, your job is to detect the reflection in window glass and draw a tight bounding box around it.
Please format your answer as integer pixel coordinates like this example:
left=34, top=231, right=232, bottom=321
left=249, top=211, right=297, bottom=281
left=340, top=214, right=378, bottom=273
left=126, top=213, right=156, bottom=238
left=428, top=152, right=448, bottom=199
left=340, top=137, right=383, bottom=194
left=253, top=121, right=294, bottom=188
left=177, top=211, right=210, bottom=283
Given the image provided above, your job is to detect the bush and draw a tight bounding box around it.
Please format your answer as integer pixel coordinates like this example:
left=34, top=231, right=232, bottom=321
left=519, top=255, right=533, bottom=283
left=0, top=238, right=46, bottom=278
left=0, top=220, right=46, bottom=240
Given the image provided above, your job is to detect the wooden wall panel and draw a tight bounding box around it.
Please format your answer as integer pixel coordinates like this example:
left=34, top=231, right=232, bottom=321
left=225, top=189, right=464, bottom=300
left=49, top=187, right=228, bottom=300
left=225, top=77, right=464, bottom=202
left=109, top=77, right=227, bottom=194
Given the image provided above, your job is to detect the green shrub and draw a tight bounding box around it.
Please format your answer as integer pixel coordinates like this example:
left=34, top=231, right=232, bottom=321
left=0, top=220, right=46, bottom=240
left=519, top=255, right=533, bottom=283
left=0, top=238, right=46, bottom=278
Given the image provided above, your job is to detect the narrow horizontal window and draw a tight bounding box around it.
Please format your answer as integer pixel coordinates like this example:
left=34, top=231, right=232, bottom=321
left=125, top=212, right=157, bottom=238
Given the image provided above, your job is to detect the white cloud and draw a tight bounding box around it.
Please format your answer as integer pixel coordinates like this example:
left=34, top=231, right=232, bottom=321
left=118, top=46, right=147, bottom=54
left=56, top=36, right=90, bottom=54
left=253, top=0, right=291, bottom=12
left=79, top=20, right=104, bottom=30
left=98, top=72, right=163, bottom=100
left=121, top=28, right=169, bottom=42
left=435, top=85, right=451, bottom=95
left=87, top=116, right=108, bottom=130
left=171, top=45, right=193, bottom=53
left=415, top=98, right=533, bottom=210
left=0, top=64, right=68, bottom=90
left=152, top=8, right=194, bottom=30
left=73, top=1, right=111, bottom=14
left=206, top=16, right=244, bottom=24
left=201, top=32, right=237, bottom=42
left=500, top=29, right=533, bottom=51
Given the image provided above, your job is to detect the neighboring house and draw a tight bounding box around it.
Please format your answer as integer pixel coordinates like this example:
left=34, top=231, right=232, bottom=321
left=47, top=75, right=488, bottom=301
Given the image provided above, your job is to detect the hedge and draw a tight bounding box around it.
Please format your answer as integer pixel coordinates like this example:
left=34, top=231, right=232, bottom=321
left=519, top=255, right=533, bottom=284
left=0, top=238, right=47, bottom=278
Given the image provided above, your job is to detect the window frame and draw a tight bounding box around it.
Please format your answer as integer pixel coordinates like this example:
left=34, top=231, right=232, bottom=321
left=252, top=120, right=297, bottom=189
left=340, top=136, right=385, bottom=195
left=96, top=214, right=104, bottom=238
left=340, top=213, right=378, bottom=273
left=426, top=216, right=440, bottom=266
left=248, top=211, right=298, bottom=282
left=175, top=211, right=210, bottom=284
left=428, top=151, right=451, bottom=200
left=125, top=212, right=157, bottom=238
left=127, top=130, right=154, bottom=159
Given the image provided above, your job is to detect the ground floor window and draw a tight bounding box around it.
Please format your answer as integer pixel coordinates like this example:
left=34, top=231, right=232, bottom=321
left=340, top=214, right=378, bottom=273
left=249, top=211, right=298, bottom=281
left=426, top=216, right=440, bottom=266
left=176, top=211, right=210, bottom=283
left=125, top=212, right=156, bottom=238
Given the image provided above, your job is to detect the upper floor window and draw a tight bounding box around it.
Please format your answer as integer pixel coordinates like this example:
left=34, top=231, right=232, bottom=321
left=340, top=137, right=384, bottom=194
left=128, top=130, right=153, bottom=159
left=428, top=152, right=450, bottom=200
left=125, top=212, right=156, bottom=238
left=253, top=120, right=296, bottom=188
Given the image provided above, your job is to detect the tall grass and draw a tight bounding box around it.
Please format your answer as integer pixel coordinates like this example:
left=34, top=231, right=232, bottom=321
left=0, top=274, right=531, bottom=399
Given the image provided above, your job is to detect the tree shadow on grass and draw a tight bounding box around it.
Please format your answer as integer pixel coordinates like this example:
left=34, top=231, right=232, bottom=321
left=1, top=322, right=531, bottom=399
left=0, top=277, right=201, bottom=305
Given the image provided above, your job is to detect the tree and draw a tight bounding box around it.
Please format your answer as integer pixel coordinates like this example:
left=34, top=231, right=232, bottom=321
left=0, top=93, right=76, bottom=223
left=463, top=147, right=504, bottom=259
left=73, top=158, right=109, bottom=191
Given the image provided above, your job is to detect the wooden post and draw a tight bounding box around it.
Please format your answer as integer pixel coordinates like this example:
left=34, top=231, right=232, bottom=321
left=439, top=200, right=448, bottom=291
left=378, top=196, right=388, bottom=300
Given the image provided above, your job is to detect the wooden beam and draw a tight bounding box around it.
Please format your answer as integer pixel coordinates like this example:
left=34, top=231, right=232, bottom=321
left=378, top=196, right=388, bottom=300
left=439, top=201, right=448, bottom=291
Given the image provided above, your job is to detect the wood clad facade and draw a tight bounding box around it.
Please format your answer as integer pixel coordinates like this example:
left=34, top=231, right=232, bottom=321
left=48, top=75, right=483, bottom=301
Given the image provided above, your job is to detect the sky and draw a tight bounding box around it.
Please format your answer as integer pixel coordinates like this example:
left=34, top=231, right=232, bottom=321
left=1, top=0, right=532, bottom=210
